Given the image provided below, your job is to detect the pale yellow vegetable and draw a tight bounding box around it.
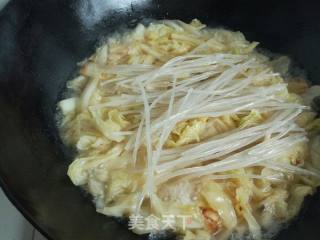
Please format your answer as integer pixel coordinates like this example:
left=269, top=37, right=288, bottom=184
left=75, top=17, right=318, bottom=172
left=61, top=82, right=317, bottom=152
left=201, top=181, right=237, bottom=229
left=57, top=19, right=320, bottom=240
left=59, top=97, right=78, bottom=115
left=239, top=110, right=264, bottom=129
left=236, top=187, right=261, bottom=240
left=288, top=184, right=313, bottom=219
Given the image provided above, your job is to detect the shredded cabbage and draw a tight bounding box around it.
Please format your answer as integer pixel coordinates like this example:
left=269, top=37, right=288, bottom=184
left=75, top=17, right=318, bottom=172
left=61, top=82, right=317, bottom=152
left=58, top=19, right=320, bottom=240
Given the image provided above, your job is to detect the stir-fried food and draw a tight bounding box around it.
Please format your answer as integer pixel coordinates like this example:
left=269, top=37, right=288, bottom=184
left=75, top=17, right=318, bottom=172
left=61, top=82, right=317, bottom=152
left=58, top=19, right=320, bottom=240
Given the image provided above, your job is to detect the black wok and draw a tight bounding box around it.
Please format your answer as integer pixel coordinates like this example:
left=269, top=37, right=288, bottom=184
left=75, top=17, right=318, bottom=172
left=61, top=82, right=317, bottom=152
left=0, top=0, right=320, bottom=239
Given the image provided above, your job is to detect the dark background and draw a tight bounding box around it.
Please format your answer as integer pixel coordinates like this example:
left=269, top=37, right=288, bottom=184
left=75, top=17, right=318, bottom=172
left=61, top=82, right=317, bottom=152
left=0, top=0, right=320, bottom=239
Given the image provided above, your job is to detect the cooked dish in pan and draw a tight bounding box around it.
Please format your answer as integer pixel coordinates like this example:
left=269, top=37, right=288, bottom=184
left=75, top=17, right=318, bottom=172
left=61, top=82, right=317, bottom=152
left=58, top=19, right=320, bottom=240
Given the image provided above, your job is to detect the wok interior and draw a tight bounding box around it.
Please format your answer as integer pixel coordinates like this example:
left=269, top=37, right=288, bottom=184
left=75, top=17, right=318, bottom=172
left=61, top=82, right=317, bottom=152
left=0, top=0, right=320, bottom=240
